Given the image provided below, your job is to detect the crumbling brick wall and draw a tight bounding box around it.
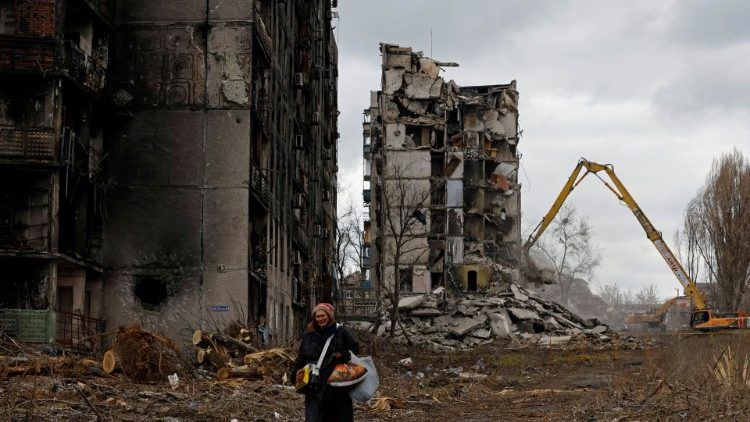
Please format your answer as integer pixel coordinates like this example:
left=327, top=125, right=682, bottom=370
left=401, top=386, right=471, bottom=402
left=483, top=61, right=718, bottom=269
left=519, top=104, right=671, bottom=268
left=14, top=0, right=57, bottom=37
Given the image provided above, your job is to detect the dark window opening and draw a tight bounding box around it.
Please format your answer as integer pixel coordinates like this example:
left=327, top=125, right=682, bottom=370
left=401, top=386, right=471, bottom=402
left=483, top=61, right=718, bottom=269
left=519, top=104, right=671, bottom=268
left=399, top=268, right=412, bottom=293
left=467, top=270, right=478, bottom=292
left=404, top=125, right=421, bottom=148
left=58, top=286, right=74, bottom=313
left=430, top=272, right=443, bottom=289
left=134, top=277, right=168, bottom=310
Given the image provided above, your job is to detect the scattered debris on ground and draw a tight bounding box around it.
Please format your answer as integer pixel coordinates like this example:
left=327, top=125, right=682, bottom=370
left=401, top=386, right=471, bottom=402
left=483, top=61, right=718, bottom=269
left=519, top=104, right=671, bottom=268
left=368, top=261, right=619, bottom=351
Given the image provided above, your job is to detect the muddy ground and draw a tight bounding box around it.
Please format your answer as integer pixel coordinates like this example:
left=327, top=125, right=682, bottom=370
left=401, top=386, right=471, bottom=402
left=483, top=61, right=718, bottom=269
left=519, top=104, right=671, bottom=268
left=2, top=331, right=750, bottom=421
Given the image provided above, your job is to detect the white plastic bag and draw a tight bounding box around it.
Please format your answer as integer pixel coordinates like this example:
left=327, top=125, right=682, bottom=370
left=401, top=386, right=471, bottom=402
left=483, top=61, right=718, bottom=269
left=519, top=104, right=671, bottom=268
left=347, top=354, right=379, bottom=402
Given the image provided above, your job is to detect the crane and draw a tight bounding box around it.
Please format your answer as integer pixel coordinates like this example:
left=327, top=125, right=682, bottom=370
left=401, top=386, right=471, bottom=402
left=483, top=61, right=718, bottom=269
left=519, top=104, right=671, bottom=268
left=524, top=158, right=749, bottom=331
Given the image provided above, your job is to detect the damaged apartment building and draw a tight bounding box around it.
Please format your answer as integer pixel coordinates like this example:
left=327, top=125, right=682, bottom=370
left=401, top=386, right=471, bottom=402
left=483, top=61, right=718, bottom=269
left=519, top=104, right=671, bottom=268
left=363, top=43, right=520, bottom=302
left=0, top=0, right=339, bottom=345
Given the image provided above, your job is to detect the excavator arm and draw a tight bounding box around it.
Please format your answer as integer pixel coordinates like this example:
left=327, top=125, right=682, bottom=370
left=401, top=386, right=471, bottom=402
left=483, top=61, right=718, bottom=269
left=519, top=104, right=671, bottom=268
left=523, top=158, right=707, bottom=310
left=626, top=296, right=680, bottom=325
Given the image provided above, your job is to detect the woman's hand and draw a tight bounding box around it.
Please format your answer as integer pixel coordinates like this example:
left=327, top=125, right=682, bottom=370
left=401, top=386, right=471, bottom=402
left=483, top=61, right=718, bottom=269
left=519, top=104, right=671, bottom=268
left=332, top=351, right=351, bottom=362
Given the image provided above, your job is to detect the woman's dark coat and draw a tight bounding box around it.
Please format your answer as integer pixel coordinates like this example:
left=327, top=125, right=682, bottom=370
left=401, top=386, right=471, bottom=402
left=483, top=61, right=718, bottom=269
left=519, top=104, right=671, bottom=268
left=293, top=322, right=360, bottom=422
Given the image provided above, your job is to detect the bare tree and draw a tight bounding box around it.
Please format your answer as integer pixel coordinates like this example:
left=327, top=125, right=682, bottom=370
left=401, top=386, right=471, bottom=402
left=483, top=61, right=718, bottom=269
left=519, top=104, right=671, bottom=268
left=334, top=201, right=364, bottom=283
left=379, top=160, right=433, bottom=338
left=534, top=205, right=601, bottom=305
left=634, top=284, right=660, bottom=306
left=674, top=210, right=703, bottom=284
left=597, top=282, right=625, bottom=307
left=596, top=282, right=636, bottom=308
left=683, top=149, right=750, bottom=311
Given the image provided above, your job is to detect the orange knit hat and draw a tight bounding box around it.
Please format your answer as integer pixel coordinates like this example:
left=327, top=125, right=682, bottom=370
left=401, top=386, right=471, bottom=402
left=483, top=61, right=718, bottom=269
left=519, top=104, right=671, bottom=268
left=312, top=303, right=335, bottom=323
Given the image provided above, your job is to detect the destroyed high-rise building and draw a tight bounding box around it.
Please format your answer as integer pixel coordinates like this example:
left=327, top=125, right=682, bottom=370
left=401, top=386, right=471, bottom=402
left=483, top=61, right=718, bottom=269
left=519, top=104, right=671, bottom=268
left=0, top=0, right=339, bottom=345
left=0, top=0, right=113, bottom=343
left=363, top=43, right=520, bottom=299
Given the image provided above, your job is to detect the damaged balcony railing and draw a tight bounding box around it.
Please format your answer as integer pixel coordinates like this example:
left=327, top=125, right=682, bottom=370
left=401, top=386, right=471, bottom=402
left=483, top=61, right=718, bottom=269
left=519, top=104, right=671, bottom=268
left=56, top=311, right=106, bottom=351
left=0, top=127, right=56, bottom=160
left=293, top=223, right=309, bottom=254
left=64, top=41, right=107, bottom=94
left=253, top=9, right=273, bottom=60
left=250, top=167, right=272, bottom=209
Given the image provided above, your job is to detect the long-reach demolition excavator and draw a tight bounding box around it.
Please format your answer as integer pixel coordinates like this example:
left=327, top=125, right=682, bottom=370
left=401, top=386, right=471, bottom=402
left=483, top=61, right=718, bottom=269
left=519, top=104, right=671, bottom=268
left=523, top=158, right=749, bottom=331
left=625, top=296, right=682, bottom=330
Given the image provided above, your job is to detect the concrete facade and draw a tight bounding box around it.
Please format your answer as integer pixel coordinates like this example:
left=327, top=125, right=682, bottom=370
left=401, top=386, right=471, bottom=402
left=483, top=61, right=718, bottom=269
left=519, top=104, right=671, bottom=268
left=105, top=0, right=339, bottom=344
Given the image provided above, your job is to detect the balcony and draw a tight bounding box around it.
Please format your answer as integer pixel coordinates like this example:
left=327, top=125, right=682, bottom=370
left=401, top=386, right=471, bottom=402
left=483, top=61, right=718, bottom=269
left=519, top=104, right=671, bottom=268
left=362, top=280, right=372, bottom=289
left=363, top=143, right=371, bottom=158
left=363, top=189, right=371, bottom=204
left=63, top=41, right=107, bottom=95
left=362, top=255, right=370, bottom=268
left=293, top=223, right=309, bottom=256
left=0, top=127, right=56, bottom=161
left=253, top=10, right=273, bottom=60
left=250, top=167, right=271, bottom=211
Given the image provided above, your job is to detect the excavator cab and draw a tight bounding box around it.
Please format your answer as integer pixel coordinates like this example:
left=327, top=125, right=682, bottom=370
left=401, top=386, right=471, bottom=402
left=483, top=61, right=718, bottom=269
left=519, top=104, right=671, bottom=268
left=690, top=310, right=711, bottom=328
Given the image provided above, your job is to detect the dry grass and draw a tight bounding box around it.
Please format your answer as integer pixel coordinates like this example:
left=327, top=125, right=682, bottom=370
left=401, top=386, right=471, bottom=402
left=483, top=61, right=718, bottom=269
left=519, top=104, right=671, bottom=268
left=576, top=332, right=750, bottom=420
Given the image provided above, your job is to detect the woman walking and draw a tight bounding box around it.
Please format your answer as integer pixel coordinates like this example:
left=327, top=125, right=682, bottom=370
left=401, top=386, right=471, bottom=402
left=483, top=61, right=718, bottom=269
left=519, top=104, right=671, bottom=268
left=293, top=303, right=360, bottom=422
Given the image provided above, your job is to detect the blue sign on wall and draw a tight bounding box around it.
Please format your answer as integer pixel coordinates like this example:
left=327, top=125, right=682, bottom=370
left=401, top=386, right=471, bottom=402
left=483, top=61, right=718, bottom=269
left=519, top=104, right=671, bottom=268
left=210, top=305, right=230, bottom=312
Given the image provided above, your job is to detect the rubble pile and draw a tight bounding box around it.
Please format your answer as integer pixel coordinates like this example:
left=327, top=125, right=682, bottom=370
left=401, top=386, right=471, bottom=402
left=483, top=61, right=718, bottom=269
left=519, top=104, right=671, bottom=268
left=374, top=264, right=613, bottom=351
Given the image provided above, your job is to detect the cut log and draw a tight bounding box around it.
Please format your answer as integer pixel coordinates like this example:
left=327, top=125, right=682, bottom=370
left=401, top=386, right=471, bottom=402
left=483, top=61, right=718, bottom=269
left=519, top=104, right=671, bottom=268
left=216, top=364, right=261, bottom=380
left=192, top=330, right=203, bottom=346
left=196, top=348, right=206, bottom=364
left=102, top=349, right=116, bottom=374
left=213, top=334, right=257, bottom=354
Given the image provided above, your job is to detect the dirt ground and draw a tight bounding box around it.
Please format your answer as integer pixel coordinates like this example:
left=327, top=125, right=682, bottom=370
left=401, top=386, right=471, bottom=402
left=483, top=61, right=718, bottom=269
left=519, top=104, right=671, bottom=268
left=4, top=331, right=750, bottom=421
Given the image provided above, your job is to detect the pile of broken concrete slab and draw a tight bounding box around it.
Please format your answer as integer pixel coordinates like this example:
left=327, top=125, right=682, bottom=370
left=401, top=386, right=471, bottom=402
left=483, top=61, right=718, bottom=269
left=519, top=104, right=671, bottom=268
left=374, top=278, right=613, bottom=352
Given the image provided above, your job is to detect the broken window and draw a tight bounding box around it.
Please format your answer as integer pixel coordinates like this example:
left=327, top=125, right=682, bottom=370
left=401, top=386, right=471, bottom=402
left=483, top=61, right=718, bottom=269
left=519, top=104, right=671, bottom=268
left=432, top=129, right=444, bottom=149
left=429, top=209, right=445, bottom=235
left=0, top=264, right=48, bottom=309
left=430, top=271, right=443, bottom=289
left=430, top=179, right=445, bottom=206
left=0, top=171, right=50, bottom=250
left=0, top=1, right=14, bottom=35
left=0, top=189, right=11, bottom=240
left=399, top=268, right=412, bottom=293
left=404, top=125, right=420, bottom=148
left=430, top=153, right=444, bottom=177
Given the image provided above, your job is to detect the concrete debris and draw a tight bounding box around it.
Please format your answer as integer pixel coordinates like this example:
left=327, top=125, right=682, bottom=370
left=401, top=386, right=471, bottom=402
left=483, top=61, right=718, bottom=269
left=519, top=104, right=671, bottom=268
left=591, top=325, right=608, bottom=334
left=398, top=295, right=425, bottom=310
left=374, top=261, right=611, bottom=351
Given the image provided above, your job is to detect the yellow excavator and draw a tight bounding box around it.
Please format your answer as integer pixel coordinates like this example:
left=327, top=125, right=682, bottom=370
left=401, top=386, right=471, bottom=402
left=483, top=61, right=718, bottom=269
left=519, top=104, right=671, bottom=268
left=523, top=158, right=750, bottom=331
left=625, top=296, right=681, bottom=330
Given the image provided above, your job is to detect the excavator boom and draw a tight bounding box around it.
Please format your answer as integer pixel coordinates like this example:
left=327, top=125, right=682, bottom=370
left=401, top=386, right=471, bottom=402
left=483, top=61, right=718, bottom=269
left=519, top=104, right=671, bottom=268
left=524, top=158, right=708, bottom=310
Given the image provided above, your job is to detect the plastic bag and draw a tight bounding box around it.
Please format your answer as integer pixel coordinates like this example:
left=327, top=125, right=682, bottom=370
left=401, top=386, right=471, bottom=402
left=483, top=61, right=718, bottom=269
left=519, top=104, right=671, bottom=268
left=347, top=354, right=379, bottom=402
left=328, top=361, right=367, bottom=387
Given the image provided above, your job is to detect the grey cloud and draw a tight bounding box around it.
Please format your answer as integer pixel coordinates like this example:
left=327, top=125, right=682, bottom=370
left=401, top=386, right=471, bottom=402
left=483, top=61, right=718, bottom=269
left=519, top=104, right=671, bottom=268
left=652, top=50, right=750, bottom=118
left=666, top=0, right=750, bottom=48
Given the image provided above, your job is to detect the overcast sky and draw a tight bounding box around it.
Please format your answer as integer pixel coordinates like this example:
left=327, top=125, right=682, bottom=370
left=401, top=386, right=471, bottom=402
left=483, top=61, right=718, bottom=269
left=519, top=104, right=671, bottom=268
left=333, top=0, right=750, bottom=299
